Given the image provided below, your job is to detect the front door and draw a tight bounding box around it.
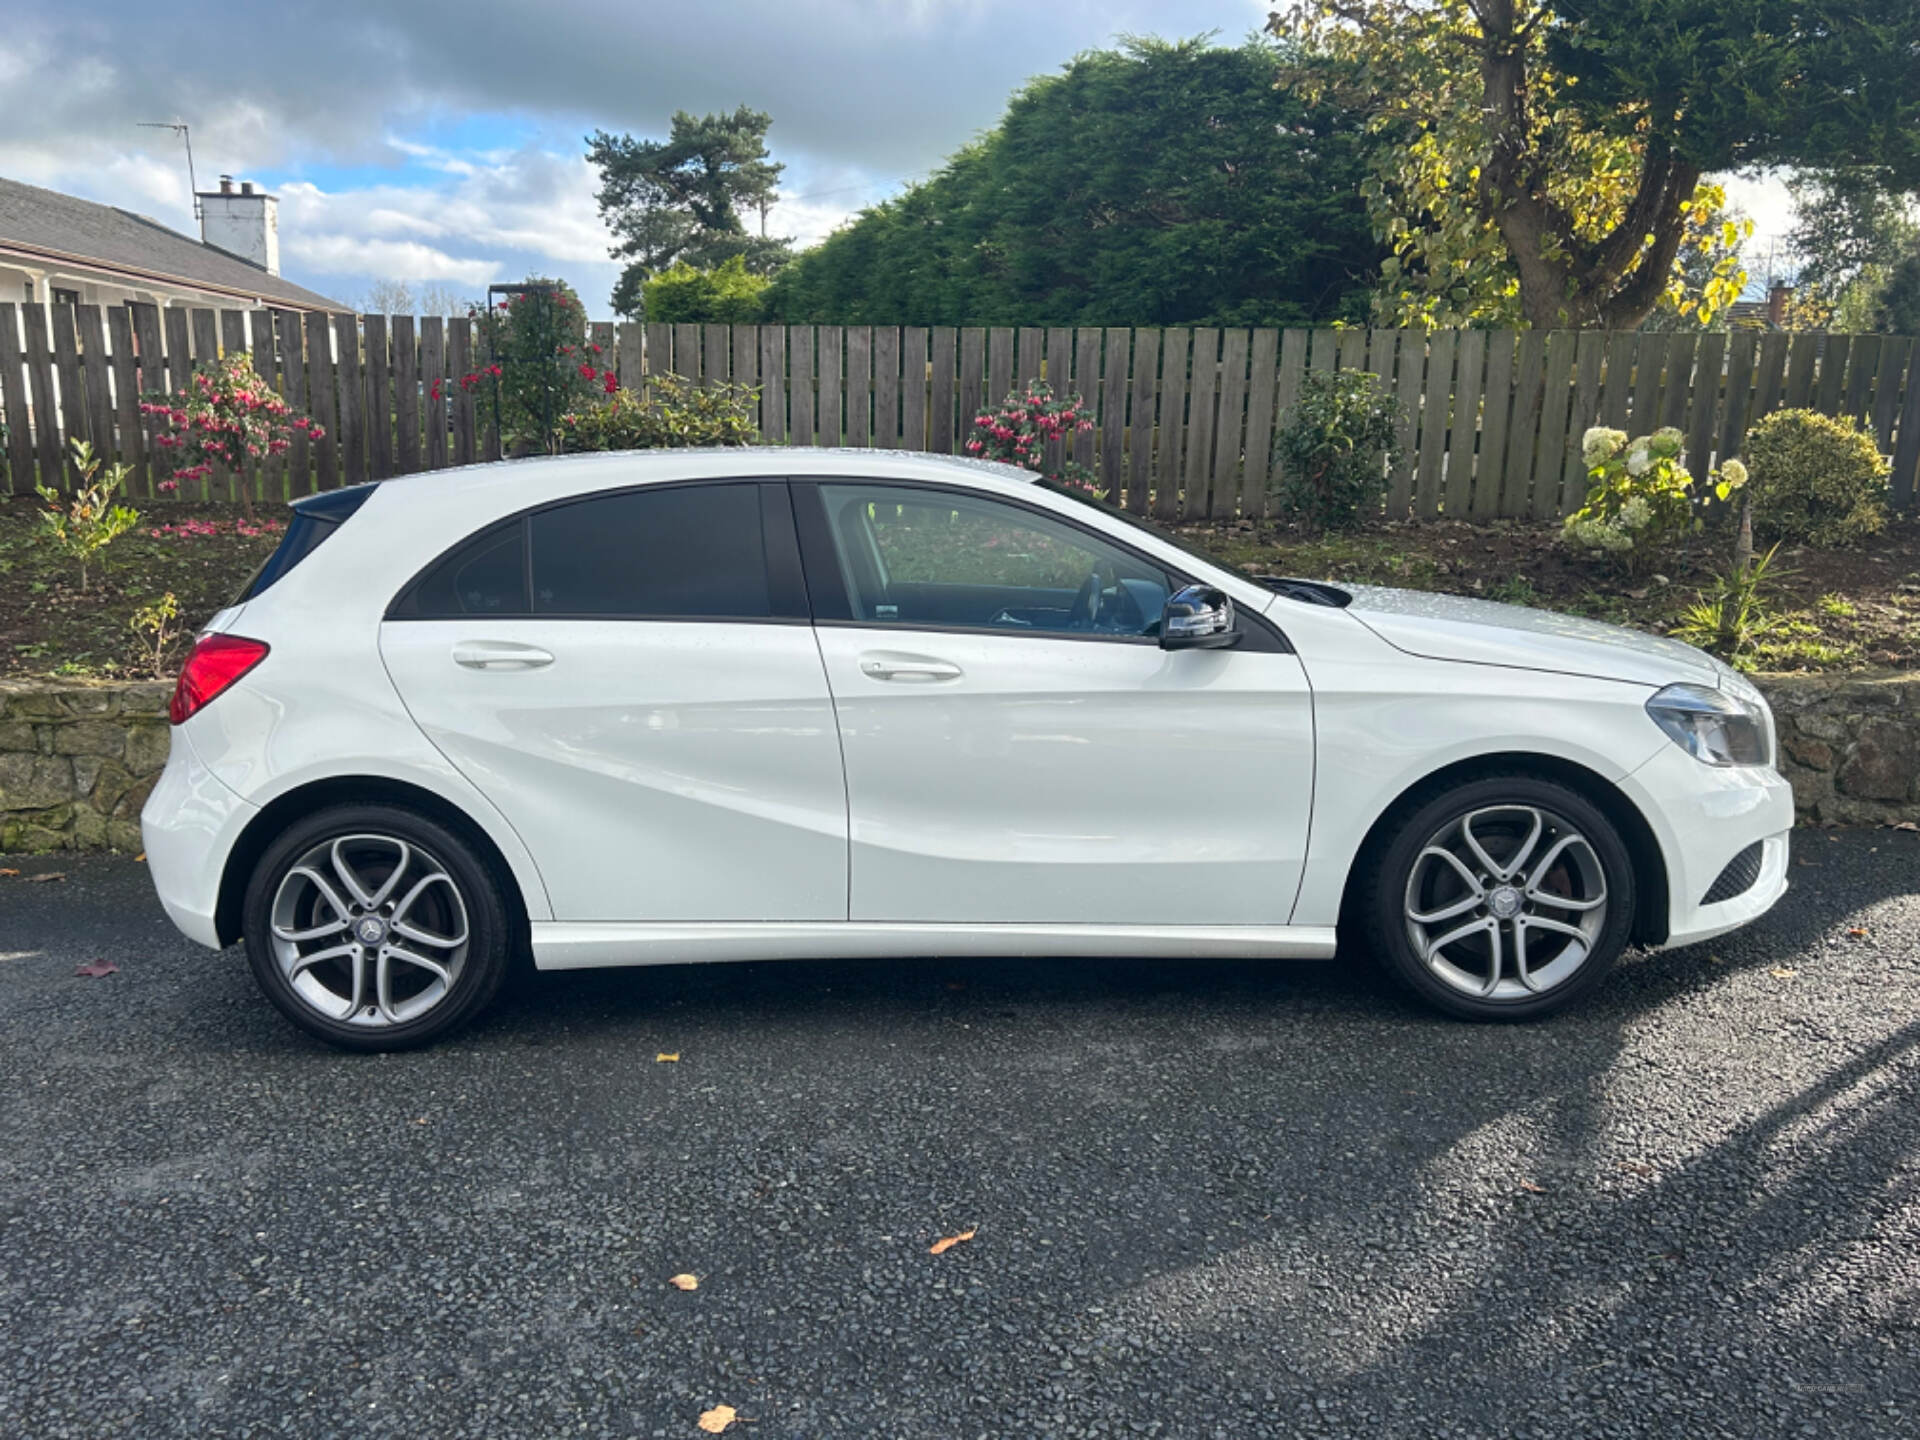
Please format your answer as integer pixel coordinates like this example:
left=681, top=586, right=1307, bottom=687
left=379, top=479, right=848, bottom=923
left=795, top=479, right=1314, bottom=926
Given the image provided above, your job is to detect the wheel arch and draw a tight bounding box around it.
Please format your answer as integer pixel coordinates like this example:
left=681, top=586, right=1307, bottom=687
left=1335, top=751, right=1670, bottom=947
left=214, top=775, right=535, bottom=950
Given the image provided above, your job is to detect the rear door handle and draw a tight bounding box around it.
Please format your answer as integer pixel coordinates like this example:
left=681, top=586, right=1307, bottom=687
left=859, top=654, right=963, bottom=683
left=453, top=641, right=554, bottom=671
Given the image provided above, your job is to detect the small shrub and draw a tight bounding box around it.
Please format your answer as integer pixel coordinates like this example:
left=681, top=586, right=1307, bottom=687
left=140, top=353, right=322, bottom=509
left=36, top=440, right=139, bottom=593
left=1561, top=426, right=1744, bottom=576
left=129, top=591, right=183, bottom=678
left=965, top=381, right=1098, bottom=492
left=1272, top=369, right=1399, bottom=531
left=558, top=373, right=760, bottom=451
left=1740, top=408, right=1889, bottom=548
left=1671, top=543, right=1791, bottom=668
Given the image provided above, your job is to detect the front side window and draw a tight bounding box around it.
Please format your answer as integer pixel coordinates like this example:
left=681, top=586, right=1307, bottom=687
left=815, top=483, right=1172, bottom=638
left=530, top=483, right=770, bottom=618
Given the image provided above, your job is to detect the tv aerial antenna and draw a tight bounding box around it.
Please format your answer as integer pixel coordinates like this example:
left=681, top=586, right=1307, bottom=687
left=136, top=120, right=201, bottom=222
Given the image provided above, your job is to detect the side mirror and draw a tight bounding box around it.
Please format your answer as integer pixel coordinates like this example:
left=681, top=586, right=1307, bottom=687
left=1160, top=584, right=1240, bottom=650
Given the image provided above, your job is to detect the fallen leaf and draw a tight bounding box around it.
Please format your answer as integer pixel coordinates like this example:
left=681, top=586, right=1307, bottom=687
left=697, top=1404, right=738, bottom=1433
left=1848, top=927, right=1869, bottom=938
left=1616, top=1160, right=1656, bottom=1178
left=134, top=852, right=147, bottom=862
left=656, top=1052, right=680, bottom=1063
left=668, top=1273, right=699, bottom=1292
left=1770, top=966, right=1799, bottom=979
left=1518, top=1181, right=1548, bottom=1195
left=26, top=872, right=66, bottom=884
left=0, top=868, right=18, bottom=877
left=929, top=1228, right=977, bottom=1255
left=1893, top=821, right=1919, bottom=833
left=74, top=960, right=118, bottom=978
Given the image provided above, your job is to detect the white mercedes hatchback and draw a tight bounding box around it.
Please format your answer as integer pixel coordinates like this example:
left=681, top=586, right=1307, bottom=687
left=143, top=449, right=1793, bottom=1050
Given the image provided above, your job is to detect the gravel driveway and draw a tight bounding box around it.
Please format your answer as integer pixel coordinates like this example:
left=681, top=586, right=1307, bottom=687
left=2, top=833, right=1917, bottom=1439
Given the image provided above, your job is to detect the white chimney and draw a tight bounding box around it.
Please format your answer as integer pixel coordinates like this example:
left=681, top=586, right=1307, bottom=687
left=198, top=175, right=280, bottom=276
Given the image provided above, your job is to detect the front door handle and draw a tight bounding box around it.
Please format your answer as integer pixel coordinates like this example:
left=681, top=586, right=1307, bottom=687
left=453, top=641, right=554, bottom=671
left=859, top=653, right=963, bottom=683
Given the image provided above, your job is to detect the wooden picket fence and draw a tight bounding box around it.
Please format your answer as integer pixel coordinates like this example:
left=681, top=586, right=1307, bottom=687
left=5, top=302, right=1919, bottom=519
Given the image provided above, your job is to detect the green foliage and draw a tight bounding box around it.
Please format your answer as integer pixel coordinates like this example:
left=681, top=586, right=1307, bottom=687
left=128, top=591, right=182, bottom=678
left=558, top=374, right=759, bottom=452
left=36, top=441, right=139, bottom=593
left=1271, top=370, right=1400, bottom=531
left=964, top=381, right=1097, bottom=492
left=474, top=279, right=604, bottom=453
left=1874, top=242, right=1920, bottom=335
left=1561, top=427, right=1744, bottom=576
left=1672, top=544, right=1790, bottom=668
left=1278, top=0, right=1920, bottom=329
left=642, top=256, right=771, bottom=325
left=1742, top=409, right=1889, bottom=548
left=1786, top=168, right=1918, bottom=302
left=587, top=108, right=791, bottom=318
left=763, top=39, right=1379, bottom=328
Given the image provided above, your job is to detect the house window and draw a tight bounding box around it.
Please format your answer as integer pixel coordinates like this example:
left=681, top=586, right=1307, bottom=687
left=51, top=287, right=82, bottom=310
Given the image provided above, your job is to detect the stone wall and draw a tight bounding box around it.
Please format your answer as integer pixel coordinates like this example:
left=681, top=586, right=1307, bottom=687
left=0, top=680, right=173, bottom=853
left=1765, top=672, right=1920, bottom=826
left=2, top=672, right=1917, bottom=853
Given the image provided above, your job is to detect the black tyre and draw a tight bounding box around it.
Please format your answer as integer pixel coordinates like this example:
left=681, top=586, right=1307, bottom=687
left=1360, top=774, right=1636, bottom=1020
left=242, top=803, right=512, bottom=1051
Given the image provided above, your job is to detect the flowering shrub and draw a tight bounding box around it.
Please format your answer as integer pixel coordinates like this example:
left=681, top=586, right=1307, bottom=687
left=965, top=381, right=1098, bottom=492
left=36, top=440, right=139, bottom=593
left=474, top=279, right=604, bottom=453
left=1561, top=427, right=1744, bottom=575
left=1273, top=369, right=1400, bottom=531
left=558, top=373, right=759, bottom=451
left=140, top=353, right=322, bottom=506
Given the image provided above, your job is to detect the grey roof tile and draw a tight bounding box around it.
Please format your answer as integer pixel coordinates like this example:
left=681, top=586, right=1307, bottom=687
left=0, top=175, right=349, bottom=312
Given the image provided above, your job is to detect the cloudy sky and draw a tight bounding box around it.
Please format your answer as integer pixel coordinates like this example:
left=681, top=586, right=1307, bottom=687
left=2, top=0, right=1796, bottom=314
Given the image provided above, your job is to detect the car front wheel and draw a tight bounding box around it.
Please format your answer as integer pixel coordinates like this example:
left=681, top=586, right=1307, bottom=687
left=241, top=804, right=511, bottom=1051
left=1362, top=775, right=1637, bottom=1020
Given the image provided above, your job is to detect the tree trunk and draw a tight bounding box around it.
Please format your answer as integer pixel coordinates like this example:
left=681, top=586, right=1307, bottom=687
left=1473, top=2, right=1700, bottom=332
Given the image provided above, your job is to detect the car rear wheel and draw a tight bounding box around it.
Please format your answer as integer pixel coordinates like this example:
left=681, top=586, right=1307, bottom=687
left=241, top=804, right=511, bottom=1051
left=1362, top=775, right=1636, bottom=1020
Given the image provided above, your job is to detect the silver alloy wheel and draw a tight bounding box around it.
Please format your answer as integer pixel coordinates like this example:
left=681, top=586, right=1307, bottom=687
left=1402, top=804, right=1609, bottom=1001
left=268, top=833, right=470, bottom=1028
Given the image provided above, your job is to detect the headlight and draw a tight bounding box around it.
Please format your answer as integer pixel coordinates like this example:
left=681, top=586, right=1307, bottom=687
left=1646, top=683, right=1770, bottom=767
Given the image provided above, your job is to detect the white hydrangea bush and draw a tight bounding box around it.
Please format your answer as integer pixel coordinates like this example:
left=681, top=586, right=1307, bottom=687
left=1561, top=426, right=1746, bottom=575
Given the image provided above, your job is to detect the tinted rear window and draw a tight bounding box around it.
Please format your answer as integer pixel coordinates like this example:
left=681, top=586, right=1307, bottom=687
left=392, top=520, right=529, bottom=618
left=529, top=484, right=769, bottom=618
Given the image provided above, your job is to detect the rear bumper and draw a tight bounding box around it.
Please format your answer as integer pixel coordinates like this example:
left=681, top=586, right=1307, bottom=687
left=140, top=727, right=257, bottom=950
left=1617, top=743, right=1795, bottom=951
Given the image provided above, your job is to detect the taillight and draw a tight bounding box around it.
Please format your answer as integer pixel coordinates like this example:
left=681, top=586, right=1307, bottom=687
left=170, top=634, right=270, bottom=725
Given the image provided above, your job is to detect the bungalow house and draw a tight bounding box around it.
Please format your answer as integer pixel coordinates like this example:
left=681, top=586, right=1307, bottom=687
left=0, top=174, right=348, bottom=315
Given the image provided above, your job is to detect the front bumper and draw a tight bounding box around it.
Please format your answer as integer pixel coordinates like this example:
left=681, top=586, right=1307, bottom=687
left=140, top=727, right=258, bottom=950
left=1617, top=741, right=1795, bottom=950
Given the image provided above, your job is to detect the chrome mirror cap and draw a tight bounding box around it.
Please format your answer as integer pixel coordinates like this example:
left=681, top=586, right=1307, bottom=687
left=1161, top=585, right=1239, bottom=650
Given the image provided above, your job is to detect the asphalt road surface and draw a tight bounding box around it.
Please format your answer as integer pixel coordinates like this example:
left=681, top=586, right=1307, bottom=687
left=2, top=833, right=1917, bottom=1439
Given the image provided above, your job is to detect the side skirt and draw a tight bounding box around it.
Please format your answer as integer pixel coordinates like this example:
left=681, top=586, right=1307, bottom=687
left=530, top=922, right=1340, bottom=971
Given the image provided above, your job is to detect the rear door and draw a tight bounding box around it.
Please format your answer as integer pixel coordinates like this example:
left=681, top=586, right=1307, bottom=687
left=794, top=478, right=1315, bottom=926
left=378, top=479, right=848, bottom=923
